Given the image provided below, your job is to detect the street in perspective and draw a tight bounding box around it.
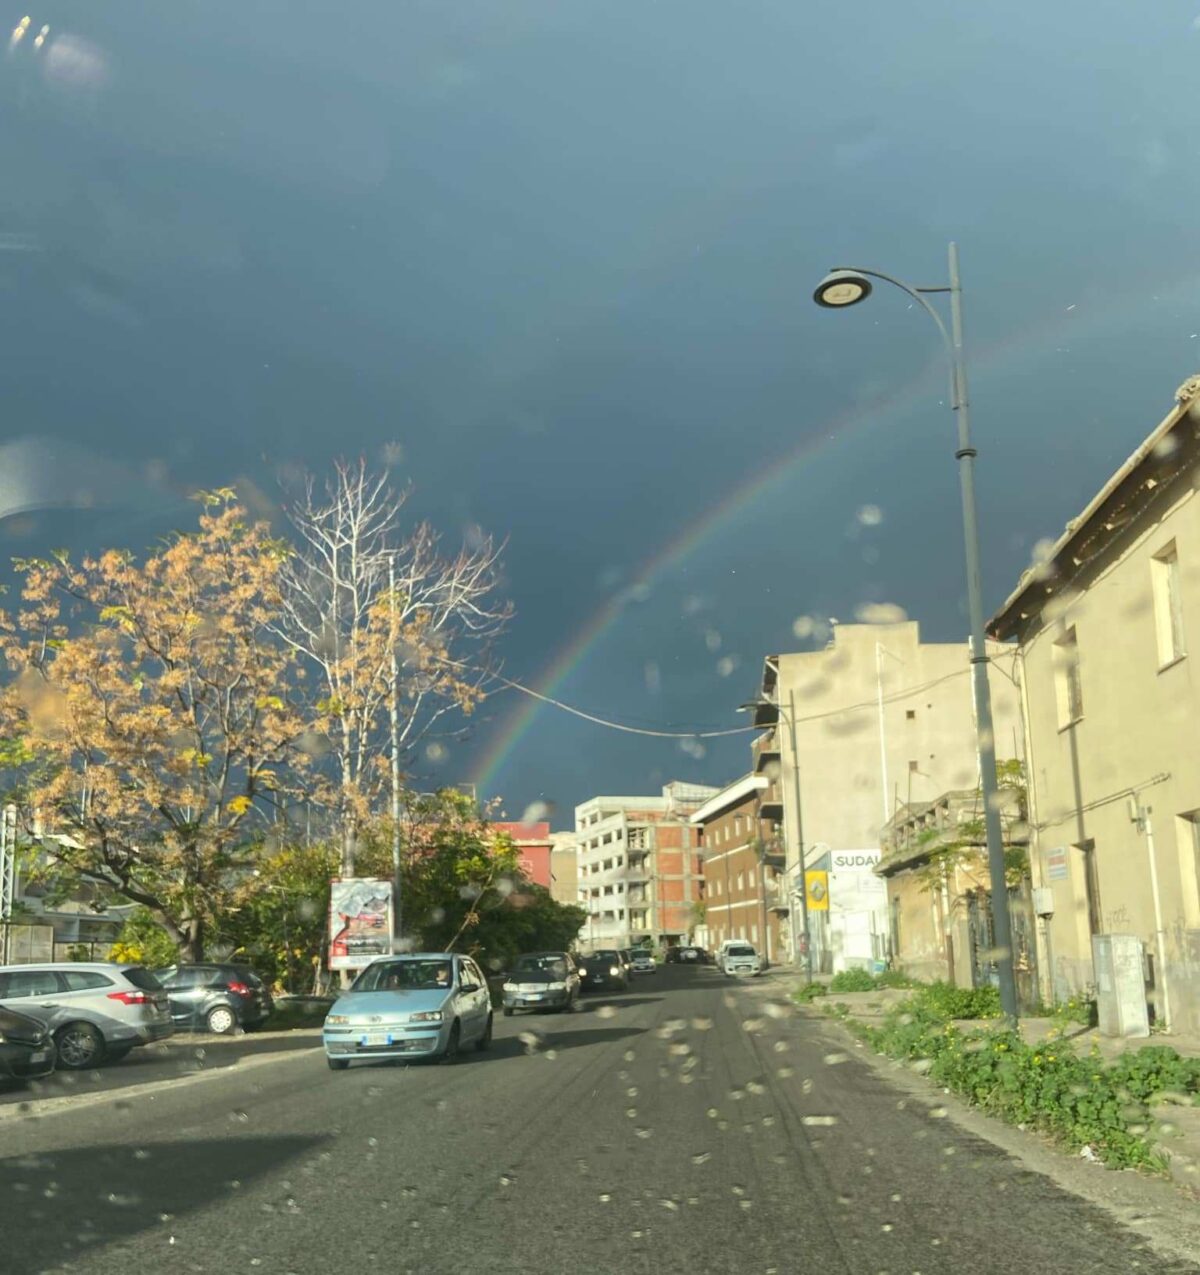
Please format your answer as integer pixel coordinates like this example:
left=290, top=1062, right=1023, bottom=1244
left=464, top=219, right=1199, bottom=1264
left=4, top=5, right=1200, bottom=1274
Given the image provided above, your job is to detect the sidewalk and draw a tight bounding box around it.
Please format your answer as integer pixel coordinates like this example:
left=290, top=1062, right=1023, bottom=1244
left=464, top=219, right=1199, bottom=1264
left=786, top=982, right=1200, bottom=1189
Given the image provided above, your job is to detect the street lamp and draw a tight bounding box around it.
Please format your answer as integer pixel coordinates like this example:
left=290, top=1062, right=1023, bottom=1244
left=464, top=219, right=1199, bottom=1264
left=812, top=242, right=1018, bottom=1022
left=739, top=695, right=812, bottom=986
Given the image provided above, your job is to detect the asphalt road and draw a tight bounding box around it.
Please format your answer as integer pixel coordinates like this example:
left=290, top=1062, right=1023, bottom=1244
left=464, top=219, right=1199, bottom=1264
left=2, top=965, right=1196, bottom=1275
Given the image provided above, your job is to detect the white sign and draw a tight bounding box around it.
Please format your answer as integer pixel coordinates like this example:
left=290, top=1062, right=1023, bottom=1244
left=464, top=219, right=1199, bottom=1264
left=828, top=848, right=886, bottom=912
left=328, top=878, right=394, bottom=971
left=830, top=849, right=882, bottom=872
left=1045, top=846, right=1069, bottom=881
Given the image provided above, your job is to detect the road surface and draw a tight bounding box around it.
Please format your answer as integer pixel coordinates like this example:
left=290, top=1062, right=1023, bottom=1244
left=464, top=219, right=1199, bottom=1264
left=3, top=965, right=1195, bottom=1274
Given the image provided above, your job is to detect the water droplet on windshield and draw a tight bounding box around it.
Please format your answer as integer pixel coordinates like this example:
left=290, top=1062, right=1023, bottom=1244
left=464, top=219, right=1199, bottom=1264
left=691, top=1151, right=711, bottom=1165
left=691, top=1016, right=713, bottom=1031
left=823, top=1052, right=850, bottom=1066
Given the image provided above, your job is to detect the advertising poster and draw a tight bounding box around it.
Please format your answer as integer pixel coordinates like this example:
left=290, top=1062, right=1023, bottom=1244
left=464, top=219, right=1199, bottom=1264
left=329, top=878, right=394, bottom=970
left=804, top=870, right=829, bottom=911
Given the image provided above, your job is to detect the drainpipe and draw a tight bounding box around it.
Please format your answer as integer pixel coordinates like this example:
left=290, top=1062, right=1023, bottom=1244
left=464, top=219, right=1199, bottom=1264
left=1014, top=648, right=1053, bottom=1006
left=1132, top=799, right=1172, bottom=1030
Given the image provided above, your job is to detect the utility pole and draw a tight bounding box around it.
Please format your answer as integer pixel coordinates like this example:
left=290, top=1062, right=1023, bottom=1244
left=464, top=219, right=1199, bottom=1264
left=786, top=690, right=813, bottom=984
left=0, top=804, right=16, bottom=966
left=389, top=554, right=403, bottom=952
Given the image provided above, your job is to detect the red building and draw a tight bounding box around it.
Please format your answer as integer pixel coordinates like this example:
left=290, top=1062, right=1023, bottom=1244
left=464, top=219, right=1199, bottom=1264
left=493, top=821, right=553, bottom=890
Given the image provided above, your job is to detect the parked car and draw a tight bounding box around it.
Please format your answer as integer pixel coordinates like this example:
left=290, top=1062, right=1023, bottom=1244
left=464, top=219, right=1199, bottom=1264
left=675, top=946, right=704, bottom=965
left=153, top=963, right=274, bottom=1035
left=0, top=963, right=172, bottom=1069
left=721, top=943, right=763, bottom=977
left=577, top=950, right=628, bottom=993
left=502, top=951, right=581, bottom=1015
left=716, top=939, right=740, bottom=970
left=0, top=1004, right=56, bottom=1084
left=322, top=952, right=492, bottom=1070
left=631, top=950, right=656, bottom=974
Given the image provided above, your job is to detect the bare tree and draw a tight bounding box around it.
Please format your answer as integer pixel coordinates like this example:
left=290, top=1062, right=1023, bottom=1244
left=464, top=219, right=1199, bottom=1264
left=274, top=459, right=509, bottom=876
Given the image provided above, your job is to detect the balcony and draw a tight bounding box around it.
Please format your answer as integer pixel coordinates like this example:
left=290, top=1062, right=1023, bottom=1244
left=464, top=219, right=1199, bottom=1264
left=767, top=874, right=791, bottom=914
left=758, top=837, right=786, bottom=871
left=752, top=730, right=781, bottom=774
left=759, top=781, right=783, bottom=820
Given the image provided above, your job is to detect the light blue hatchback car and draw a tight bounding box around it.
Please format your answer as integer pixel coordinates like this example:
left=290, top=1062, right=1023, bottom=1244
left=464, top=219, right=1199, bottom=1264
left=322, top=953, right=493, bottom=1070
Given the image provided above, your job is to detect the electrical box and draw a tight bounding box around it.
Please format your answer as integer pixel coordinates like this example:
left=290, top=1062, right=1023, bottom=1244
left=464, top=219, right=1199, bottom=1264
left=1032, top=887, right=1054, bottom=918
left=1092, top=934, right=1149, bottom=1038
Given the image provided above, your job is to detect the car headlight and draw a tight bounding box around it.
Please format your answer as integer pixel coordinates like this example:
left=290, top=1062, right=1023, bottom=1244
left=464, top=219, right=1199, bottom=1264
left=409, top=1011, right=444, bottom=1024
left=325, top=1014, right=350, bottom=1026
left=503, top=982, right=517, bottom=991
left=548, top=981, right=567, bottom=991
left=609, top=966, right=620, bottom=976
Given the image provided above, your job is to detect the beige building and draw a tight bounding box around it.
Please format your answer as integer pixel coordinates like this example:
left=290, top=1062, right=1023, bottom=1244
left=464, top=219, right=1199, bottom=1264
left=548, top=832, right=578, bottom=909
left=990, top=376, right=1200, bottom=1033
left=752, top=622, right=1023, bottom=969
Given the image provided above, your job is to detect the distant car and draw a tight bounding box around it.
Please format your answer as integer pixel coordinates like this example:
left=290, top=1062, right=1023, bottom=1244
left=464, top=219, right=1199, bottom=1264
left=578, top=950, right=628, bottom=993
left=676, top=946, right=704, bottom=964
left=502, top=952, right=581, bottom=1015
left=631, top=950, right=656, bottom=974
left=722, top=943, right=763, bottom=977
left=0, top=963, right=172, bottom=1069
left=153, top=963, right=275, bottom=1035
left=0, top=1004, right=56, bottom=1083
left=322, top=953, right=492, bottom=1070
left=618, top=949, right=635, bottom=980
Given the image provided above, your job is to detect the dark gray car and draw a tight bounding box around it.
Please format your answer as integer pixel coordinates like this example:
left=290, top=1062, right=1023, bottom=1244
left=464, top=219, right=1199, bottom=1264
left=0, top=963, right=172, bottom=1069
left=153, top=963, right=274, bottom=1034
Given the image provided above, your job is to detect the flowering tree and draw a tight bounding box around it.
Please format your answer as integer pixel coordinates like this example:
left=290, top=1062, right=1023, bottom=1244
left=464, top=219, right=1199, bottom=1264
left=0, top=494, right=304, bottom=960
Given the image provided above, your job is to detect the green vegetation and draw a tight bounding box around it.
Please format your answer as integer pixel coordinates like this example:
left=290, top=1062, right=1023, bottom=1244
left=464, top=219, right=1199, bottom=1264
left=836, top=984, right=1199, bottom=1171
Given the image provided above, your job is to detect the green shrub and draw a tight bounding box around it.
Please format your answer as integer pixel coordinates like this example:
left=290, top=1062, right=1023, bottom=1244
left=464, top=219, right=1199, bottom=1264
left=873, top=969, right=920, bottom=989
left=908, top=981, right=1001, bottom=1020
left=828, top=968, right=878, bottom=993
left=793, top=982, right=827, bottom=1003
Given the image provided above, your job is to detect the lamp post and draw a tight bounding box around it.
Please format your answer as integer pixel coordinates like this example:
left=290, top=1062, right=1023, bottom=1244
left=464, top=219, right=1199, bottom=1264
left=813, top=242, right=1018, bottom=1022
left=740, top=695, right=812, bottom=985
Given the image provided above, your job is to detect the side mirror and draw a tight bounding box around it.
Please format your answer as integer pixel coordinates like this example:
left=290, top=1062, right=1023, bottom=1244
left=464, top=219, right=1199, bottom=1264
left=460, top=982, right=480, bottom=995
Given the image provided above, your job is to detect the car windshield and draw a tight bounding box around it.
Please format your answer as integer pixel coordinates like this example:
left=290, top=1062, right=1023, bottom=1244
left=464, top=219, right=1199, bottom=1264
left=352, top=960, right=453, bottom=993
left=120, top=967, right=164, bottom=991
left=727, top=946, right=756, bottom=957
left=593, top=951, right=620, bottom=962
left=513, top=955, right=568, bottom=976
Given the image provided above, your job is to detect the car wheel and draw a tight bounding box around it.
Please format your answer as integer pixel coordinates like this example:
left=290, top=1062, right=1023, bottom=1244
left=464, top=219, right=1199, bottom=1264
left=54, top=1022, right=106, bottom=1070
left=205, top=1005, right=237, bottom=1035
left=441, top=1021, right=461, bottom=1063
left=476, top=1014, right=493, bottom=1052
left=503, top=1007, right=514, bottom=1017
left=327, top=1057, right=349, bottom=1071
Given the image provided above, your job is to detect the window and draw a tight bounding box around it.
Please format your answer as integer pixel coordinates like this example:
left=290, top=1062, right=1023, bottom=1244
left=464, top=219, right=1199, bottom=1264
left=734, top=815, right=744, bottom=836
left=0, top=969, right=61, bottom=998
left=1054, top=627, right=1084, bottom=726
left=908, top=760, right=919, bottom=774
left=1180, top=813, right=1200, bottom=922
left=906, top=709, right=916, bottom=720
left=748, top=868, right=756, bottom=888
left=61, top=970, right=115, bottom=992
left=1152, top=542, right=1186, bottom=666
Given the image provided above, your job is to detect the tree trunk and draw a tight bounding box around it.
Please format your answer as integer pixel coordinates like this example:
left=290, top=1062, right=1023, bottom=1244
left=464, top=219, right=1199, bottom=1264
left=180, top=915, right=205, bottom=963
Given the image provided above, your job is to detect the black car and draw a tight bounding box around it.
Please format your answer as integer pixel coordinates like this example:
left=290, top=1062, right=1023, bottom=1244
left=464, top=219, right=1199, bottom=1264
left=578, top=949, right=629, bottom=993
left=153, top=963, right=274, bottom=1034
left=0, top=1004, right=56, bottom=1083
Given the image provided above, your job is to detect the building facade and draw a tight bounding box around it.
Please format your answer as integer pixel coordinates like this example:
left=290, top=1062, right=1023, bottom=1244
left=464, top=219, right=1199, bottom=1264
left=691, top=774, right=788, bottom=962
left=878, top=786, right=1036, bottom=1004
left=548, top=831, right=578, bottom=908
left=990, top=376, right=1200, bottom=1033
left=573, top=782, right=716, bottom=953
left=750, top=621, right=1023, bottom=970
left=493, top=821, right=553, bottom=890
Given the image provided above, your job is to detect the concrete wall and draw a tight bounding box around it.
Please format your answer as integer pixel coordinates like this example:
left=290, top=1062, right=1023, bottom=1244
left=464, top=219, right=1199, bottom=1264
left=1016, top=471, right=1200, bottom=1031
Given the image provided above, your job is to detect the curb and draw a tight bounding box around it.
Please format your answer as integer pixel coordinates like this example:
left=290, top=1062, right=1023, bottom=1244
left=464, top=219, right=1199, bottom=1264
left=0, top=1042, right=321, bottom=1124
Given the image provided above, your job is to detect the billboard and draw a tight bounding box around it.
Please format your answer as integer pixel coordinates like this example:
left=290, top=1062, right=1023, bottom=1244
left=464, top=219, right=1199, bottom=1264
left=329, top=878, right=394, bottom=971
left=804, top=870, right=829, bottom=912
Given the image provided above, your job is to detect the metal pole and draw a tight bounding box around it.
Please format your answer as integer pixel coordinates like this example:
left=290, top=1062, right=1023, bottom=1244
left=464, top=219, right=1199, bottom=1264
left=875, top=643, right=890, bottom=826
left=786, top=690, right=813, bottom=984
left=389, top=554, right=403, bottom=951
left=947, top=241, right=1018, bottom=1021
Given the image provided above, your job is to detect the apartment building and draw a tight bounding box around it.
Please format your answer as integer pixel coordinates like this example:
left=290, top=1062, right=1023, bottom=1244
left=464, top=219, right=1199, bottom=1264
left=691, top=774, right=787, bottom=962
left=990, top=375, right=1200, bottom=1032
left=548, top=831, right=579, bottom=908
left=492, top=821, right=553, bottom=889
left=573, top=781, right=716, bottom=953
left=750, top=621, right=1023, bottom=971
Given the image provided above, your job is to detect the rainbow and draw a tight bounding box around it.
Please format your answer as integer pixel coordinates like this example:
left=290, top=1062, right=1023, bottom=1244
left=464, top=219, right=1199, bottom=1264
left=471, top=270, right=1200, bottom=799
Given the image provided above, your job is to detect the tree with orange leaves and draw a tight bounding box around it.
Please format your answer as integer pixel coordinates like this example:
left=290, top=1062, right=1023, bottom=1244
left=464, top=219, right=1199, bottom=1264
left=0, top=492, right=305, bottom=961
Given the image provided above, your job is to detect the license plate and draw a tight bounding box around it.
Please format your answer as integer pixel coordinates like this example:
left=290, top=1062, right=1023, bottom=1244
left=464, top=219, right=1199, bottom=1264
left=30, top=1049, right=51, bottom=1063
left=361, top=1032, right=390, bottom=1047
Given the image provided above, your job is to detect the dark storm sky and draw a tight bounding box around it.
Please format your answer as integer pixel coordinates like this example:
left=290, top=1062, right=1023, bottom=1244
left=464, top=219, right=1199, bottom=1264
left=4, top=2, right=1200, bottom=822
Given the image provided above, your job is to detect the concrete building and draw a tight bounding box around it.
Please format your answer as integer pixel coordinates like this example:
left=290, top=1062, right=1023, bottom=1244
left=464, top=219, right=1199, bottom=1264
left=990, top=376, right=1200, bottom=1033
left=574, top=782, right=716, bottom=953
left=548, top=831, right=578, bottom=908
left=691, top=774, right=788, bottom=963
left=878, top=786, right=1036, bottom=1003
left=749, top=622, right=1023, bottom=971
